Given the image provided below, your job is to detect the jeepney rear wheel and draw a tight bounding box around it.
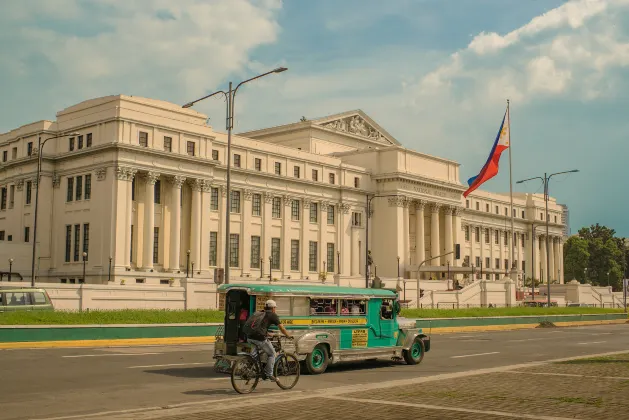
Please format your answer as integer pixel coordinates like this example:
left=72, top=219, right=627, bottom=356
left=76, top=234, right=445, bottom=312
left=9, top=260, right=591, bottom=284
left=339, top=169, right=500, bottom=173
left=305, top=344, right=329, bottom=374
left=403, top=337, right=425, bottom=365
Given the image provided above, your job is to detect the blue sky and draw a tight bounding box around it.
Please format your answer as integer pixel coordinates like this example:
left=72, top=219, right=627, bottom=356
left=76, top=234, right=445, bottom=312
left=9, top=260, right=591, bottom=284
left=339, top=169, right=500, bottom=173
left=0, top=0, right=627, bottom=236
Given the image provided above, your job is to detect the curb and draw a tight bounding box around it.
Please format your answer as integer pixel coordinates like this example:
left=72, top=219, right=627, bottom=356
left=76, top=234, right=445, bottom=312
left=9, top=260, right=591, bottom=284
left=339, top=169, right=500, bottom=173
left=0, top=336, right=215, bottom=349
left=427, top=318, right=627, bottom=334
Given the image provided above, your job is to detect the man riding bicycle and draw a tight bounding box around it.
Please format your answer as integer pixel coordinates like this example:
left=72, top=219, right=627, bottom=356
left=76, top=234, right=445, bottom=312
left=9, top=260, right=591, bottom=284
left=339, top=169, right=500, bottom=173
left=243, top=299, right=293, bottom=383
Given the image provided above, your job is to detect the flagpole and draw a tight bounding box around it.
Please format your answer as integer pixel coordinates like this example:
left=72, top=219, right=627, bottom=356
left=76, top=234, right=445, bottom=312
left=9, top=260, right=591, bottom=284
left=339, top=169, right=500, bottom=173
left=507, top=99, right=515, bottom=280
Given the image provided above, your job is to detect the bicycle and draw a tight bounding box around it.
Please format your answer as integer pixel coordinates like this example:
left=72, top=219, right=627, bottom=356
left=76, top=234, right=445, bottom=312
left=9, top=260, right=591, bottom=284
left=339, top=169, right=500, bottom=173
left=230, top=334, right=300, bottom=394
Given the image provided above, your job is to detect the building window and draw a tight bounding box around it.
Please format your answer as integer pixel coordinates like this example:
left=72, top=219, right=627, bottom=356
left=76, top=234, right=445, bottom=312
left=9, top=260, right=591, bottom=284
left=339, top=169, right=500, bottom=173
left=464, top=256, right=470, bottom=266
left=130, top=226, right=134, bottom=263
left=234, top=154, right=241, bottom=168
left=484, top=228, right=489, bottom=244
left=354, top=177, right=360, bottom=188
left=2, top=151, right=7, bottom=162
left=85, top=175, right=91, bottom=200
left=154, top=180, right=161, bottom=204
left=254, top=158, right=262, bottom=171
left=229, top=234, right=240, bottom=267
left=312, top=169, right=318, bottom=181
left=65, top=225, right=71, bottom=262
left=486, top=203, right=489, bottom=212
left=522, top=260, right=526, bottom=271
left=513, top=232, right=517, bottom=245
left=251, top=236, right=261, bottom=269
left=212, top=150, right=219, bottom=160
left=73, top=224, right=80, bottom=262
left=352, top=212, right=362, bottom=227
left=83, top=223, right=90, bottom=256
left=0, top=231, right=4, bottom=240
left=11, top=147, right=17, bottom=159
left=272, top=197, right=281, bottom=218
left=8, top=185, right=14, bottom=208
left=485, top=257, right=490, bottom=268
left=186, top=141, right=195, bottom=156
left=329, top=173, right=335, bottom=184
left=210, top=187, right=219, bottom=211
left=495, top=258, right=500, bottom=269
left=309, top=241, right=318, bottom=272
left=24, top=226, right=30, bottom=242
left=327, top=243, right=335, bottom=273
left=209, top=232, right=217, bottom=266
left=25, top=181, right=32, bottom=205
left=294, top=166, right=300, bottom=178
left=153, top=227, right=159, bottom=264
left=475, top=202, right=480, bottom=211
left=310, top=202, right=318, bottom=223
left=86, top=133, right=92, bottom=147
left=522, top=211, right=525, bottom=219
left=513, top=209, right=516, bottom=217
left=78, top=135, right=83, bottom=149
left=274, top=162, right=281, bottom=175
left=466, top=199, right=469, bottom=208
left=495, top=205, right=499, bottom=214
left=475, top=227, right=480, bottom=242
left=271, top=238, right=281, bottom=270
left=504, top=259, right=509, bottom=270
left=164, top=136, right=172, bottom=152
left=475, top=256, right=481, bottom=267
left=291, top=200, right=300, bottom=221
left=540, top=212, right=544, bottom=220
left=27, top=142, right=33, bottom=156
left=252, top=193, right=262, bottom=216
left=504, top=231, right=508, bottom=246
left=327, top=206, right=335, bottom=225
left=76, top=176, right=83, bottom=201
left=132, top=178, right=136, bottom=201
left=554, top=215, right=557, bottom=223
left=291, top=240, right=299, bottom=271
left=69, top=137, right=75, bottom=151
left=1, top=187, right=7, bottom=210
left=230, top=191, right=241, bottom=213
left=139, top=131, right=148, bottom=147
left=465, top=226, right=470, bottom=241
left=67, top=177, right=74, bottom=202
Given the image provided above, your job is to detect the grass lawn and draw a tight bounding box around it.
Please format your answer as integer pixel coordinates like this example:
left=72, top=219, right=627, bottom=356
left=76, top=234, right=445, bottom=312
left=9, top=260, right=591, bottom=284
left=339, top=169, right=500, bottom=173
left=0, top=307, right=625, bottom=325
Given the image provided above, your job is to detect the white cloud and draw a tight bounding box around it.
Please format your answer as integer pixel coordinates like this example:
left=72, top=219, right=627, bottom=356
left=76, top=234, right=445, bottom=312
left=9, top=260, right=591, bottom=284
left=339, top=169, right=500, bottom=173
left=527, top=56, right=572, bottom=94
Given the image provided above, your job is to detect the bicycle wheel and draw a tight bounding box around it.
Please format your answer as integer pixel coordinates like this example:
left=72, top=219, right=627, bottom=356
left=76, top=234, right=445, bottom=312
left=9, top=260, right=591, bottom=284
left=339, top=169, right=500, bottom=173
left=231, top=355, right=260, bottom=394
left=273, top=353, right=300, bottom=390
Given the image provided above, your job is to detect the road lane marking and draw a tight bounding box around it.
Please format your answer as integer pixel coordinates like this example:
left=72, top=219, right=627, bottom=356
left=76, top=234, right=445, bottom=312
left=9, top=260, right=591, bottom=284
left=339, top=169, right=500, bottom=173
left=503, top=371, right=629, bottom=380
left=507, top=338, right=553, bottom=343
left=577, top=341, right=607, bottom=345
left=62, top=352, right=161, bottom=358
left=128, top=362, right=208, bottom=369
left=326, top=395, right=578, bottom=420
left=451, top=351, right=500, bottom=359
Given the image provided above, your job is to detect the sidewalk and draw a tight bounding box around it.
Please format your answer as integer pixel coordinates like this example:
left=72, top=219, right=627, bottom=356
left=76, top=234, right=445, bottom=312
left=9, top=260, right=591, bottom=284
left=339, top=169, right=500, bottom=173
left=86, top=350, right=629, bottom=420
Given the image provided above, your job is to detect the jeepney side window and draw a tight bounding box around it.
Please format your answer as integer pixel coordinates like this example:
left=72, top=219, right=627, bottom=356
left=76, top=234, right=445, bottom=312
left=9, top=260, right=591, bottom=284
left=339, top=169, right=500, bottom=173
left=309, top=298, right=337, bottom=315
left=342, top=299, right=366, bottom=316
left=291, top=297, right=310, bottom=316
left=273, top=296, right=291, bottom=316
left=380, top=299, right=394, bottom=320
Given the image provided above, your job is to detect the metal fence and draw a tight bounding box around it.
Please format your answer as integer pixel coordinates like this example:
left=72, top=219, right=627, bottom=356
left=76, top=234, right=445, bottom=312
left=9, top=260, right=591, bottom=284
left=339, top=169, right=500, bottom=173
left=408, top=302, right=628, bottom=309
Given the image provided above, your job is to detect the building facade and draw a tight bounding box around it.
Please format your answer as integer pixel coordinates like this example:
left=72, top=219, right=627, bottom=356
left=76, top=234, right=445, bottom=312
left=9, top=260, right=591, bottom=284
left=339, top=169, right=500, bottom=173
left=0, top=95, right=566, bottom=287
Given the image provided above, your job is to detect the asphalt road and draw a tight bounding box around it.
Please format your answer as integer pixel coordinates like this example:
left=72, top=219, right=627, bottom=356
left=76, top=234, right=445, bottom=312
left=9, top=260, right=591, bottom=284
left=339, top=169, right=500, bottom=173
left=1, top=324, right=628, bottom=420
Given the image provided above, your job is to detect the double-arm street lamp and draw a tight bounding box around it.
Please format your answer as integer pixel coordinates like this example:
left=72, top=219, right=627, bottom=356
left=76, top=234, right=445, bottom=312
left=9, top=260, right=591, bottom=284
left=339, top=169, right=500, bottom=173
left=517, top=169, right=578, bottom=307
left=183, top=67, right=287, bottom=284
left=31, top=132, right=79, bottom=287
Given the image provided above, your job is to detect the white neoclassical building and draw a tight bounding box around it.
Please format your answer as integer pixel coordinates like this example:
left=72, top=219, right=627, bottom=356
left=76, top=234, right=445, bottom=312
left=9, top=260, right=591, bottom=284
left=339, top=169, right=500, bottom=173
left=0, top=95, right=567, bottom=287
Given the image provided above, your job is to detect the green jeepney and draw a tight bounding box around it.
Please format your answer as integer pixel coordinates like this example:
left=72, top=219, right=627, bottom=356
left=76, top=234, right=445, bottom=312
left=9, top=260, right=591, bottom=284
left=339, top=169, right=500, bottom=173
left=213, top=283, right=430, bottom=374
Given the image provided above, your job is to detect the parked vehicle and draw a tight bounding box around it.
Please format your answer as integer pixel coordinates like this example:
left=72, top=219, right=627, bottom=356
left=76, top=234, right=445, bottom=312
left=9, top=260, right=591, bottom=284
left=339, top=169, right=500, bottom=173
left=214, top=284, right=430, bottom=374
left=0, top=287, right=54, bottom=312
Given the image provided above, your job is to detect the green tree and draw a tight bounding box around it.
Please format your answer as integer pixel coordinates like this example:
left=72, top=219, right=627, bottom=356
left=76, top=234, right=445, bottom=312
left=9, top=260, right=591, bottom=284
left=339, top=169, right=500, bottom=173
left=563, top=236, right=590, bottom=282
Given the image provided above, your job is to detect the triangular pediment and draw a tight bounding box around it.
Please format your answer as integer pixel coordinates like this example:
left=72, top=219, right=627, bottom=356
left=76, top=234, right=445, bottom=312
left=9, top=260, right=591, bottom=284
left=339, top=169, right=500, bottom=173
left=312, top=110, right=400, bottom=146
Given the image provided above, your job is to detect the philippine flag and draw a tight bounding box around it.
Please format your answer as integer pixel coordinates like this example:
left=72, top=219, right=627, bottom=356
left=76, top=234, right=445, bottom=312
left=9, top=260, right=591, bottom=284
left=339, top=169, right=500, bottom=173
left=463, top=108, right=510, bottom=198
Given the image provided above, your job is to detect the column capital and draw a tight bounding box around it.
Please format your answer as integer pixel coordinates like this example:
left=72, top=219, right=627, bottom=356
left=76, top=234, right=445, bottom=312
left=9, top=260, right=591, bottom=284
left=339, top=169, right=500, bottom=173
left=339, top=202, right=351, bottom=214
left=320, top=201, right=330, bottom=211
left=415, top=199, right=426, bottom=210
left=430, top=202, right=441, bottom=213
left=387, top=196, right=406, bottom=207
left=52, top=173, right=60, bottom=188
left=303, top=199, right=311, bottom=209
left=95, top=167, right=107, bottom=181
left=188, top=178, right=204, bottom=192
left=283, top=194, right=295, bottom=206
left=243, top=189, right=253, bottom=201
left=16, top=179, right=24, bottom=191
left=263, top=192, right=274, bottom=203
left=219, top=185, right=227, bottom=197
left=453, top=206, right=463, bottom=216
left=116, top=166, right=137, bottom=181
left=168, top=175, right=186, bottom=189
left=144, top=171, right=160, bottom=185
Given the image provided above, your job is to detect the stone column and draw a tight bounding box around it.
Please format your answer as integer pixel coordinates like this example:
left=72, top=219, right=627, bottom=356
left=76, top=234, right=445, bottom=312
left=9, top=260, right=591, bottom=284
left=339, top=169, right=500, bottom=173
left=142, top=172, right=159, bottom=270
left=116, top=167, right=136, bottom=268
left=525, top=231, right=533, bottom=282
left=548, top=236, right=555, bottom=282
left=489, top=228, right=495, bottom=280
left=415, top=201, right=426, bottom=276
left=242, top=190, right=253, bottom=275
left=540, top=235, right=547, bottom=283
left=444, top=206, right=453, bottom=271
left=558, top=239, right=564, bottom=284
left=340, top=203, right=351, bottom=277
left=403, top=198, right=410, bottom=272
left=189, top=179, right=203, bottom=272
left=217, top=186, right=227, bottom=270
left=430, top=203, right=441, bottom=266
left=168, top=175, right=186, bottom=272
left=282, top=195, right=292, bottom=276
left=453, top=207, right=462, bottom=266
left=321, top=202, right=330, bottom=274
left=553, top=237, right=561, bottom=283
left=351, top=223, right=359, bottom=276
left=301, top=199, right=310, bottom=278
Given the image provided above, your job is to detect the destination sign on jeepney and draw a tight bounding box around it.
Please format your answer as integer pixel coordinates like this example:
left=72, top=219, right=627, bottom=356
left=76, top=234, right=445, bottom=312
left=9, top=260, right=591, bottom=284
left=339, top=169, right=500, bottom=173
left=351, top=329, right=368, bottom=348
left=283, top=318, right=367, bottom=325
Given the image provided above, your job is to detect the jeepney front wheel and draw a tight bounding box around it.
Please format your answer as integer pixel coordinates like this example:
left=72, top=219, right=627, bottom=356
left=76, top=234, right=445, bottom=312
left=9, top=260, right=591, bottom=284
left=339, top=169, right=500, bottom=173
left=305, top=344, right=329, bottom=374
left=403, top=337, right=425, bottom=365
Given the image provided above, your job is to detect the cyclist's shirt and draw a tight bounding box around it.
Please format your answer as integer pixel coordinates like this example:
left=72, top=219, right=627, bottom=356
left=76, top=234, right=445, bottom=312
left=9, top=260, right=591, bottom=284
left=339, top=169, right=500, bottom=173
left=247, top=310, right=281, bottom=341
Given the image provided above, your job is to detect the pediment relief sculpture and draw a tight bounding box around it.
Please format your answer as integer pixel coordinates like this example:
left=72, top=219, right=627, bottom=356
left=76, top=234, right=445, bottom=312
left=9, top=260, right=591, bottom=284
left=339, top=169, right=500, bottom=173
left=322, top=115, right=384, bottom=141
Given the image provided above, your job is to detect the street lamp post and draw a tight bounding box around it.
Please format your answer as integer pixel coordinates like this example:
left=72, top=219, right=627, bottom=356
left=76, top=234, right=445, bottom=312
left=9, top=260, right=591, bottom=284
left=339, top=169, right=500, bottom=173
left=269, top=256, right=273, bottom=284
left=260, top=257, right=264, bottom=280
left=397, top=256, right=400, bottom=279
left=517, top=169, right=579, bottom=307
left=82, top=252, right=87, bottom=284
left=191, top=262, right=195, bottom=278
left=183, top=67, right=287, bottom=285
left=108, top=256, right=112, bottom=282
left=31, top=132, right=79, bottom=287
left=8, top=258, right=13, bottom=282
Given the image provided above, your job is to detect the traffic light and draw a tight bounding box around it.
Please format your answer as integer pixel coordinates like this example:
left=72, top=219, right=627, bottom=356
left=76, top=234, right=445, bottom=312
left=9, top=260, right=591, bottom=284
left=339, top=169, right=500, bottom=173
left=455, top=244, right=461, bottom=260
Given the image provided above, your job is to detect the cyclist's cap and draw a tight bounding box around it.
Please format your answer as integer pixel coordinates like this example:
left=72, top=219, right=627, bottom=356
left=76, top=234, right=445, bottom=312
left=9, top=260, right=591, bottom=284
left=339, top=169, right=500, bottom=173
left=265, top=299, right=277, bottom=308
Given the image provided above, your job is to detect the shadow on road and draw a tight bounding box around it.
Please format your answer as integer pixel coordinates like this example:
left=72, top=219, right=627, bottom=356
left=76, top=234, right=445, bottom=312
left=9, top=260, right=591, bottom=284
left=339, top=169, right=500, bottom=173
left=144, top=366, right=225, bottom=379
